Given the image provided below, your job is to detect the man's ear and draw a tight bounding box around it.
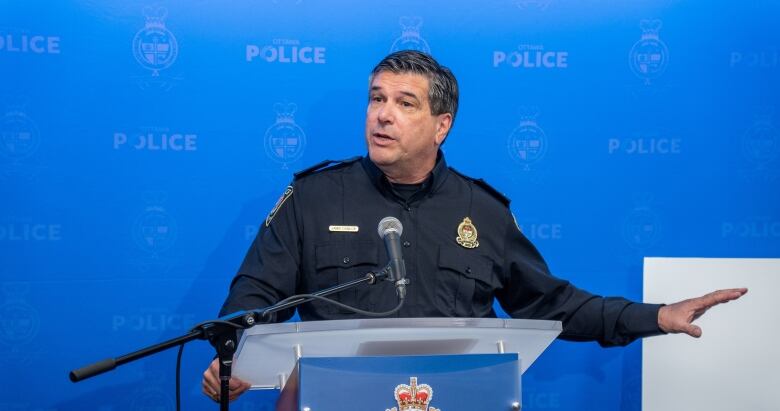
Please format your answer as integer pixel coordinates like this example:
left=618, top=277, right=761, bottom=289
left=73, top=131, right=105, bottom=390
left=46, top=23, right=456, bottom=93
left=434, top=113, right=453, bottom=145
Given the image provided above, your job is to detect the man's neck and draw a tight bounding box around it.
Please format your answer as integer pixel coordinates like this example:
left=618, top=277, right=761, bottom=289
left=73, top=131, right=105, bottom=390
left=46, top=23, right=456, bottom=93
left=379, top=161, right=435, bottom=184
left=384, top=172, right=430, bottom=184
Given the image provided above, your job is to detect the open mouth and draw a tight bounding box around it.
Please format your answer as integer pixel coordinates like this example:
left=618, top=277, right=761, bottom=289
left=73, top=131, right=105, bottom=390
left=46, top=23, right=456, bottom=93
left=372, top=132, right=395, bottom=143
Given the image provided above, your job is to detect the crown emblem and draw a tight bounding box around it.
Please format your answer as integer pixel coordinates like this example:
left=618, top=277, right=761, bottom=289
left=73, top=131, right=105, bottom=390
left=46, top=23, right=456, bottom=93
left=518, top=105, right=540, bottom=126
left=639, top=19, right=663, bottom=40
left=386, top=377, right=441, bottom=411
left=273, top=102, right=298, bottom=123
left=142, top=6, right=169, bottom=29
left=399, top=17, right=423, bottom=37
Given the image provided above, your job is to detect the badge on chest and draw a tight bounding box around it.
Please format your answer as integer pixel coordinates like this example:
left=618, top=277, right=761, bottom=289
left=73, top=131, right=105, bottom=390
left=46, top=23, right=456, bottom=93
left=456, top=217, right=479, bottom=249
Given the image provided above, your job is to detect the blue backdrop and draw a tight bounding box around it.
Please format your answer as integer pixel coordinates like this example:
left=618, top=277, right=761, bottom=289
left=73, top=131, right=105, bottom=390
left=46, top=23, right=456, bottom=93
left=2, top=1, right=779, bottom=410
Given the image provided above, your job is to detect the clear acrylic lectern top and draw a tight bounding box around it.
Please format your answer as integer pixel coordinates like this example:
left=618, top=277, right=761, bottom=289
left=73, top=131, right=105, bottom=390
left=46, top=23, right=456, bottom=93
left=232, top=317, right=561, bottom=389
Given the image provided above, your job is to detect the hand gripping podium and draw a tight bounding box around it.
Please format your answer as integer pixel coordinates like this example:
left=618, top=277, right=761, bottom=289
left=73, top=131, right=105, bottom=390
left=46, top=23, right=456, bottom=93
left=232, top=318, right=561, bottom=411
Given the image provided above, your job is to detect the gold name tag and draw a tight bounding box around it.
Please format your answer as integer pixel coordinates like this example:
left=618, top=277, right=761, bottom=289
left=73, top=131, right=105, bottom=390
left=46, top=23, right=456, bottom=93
left=329, top=225, right=359, bottom=232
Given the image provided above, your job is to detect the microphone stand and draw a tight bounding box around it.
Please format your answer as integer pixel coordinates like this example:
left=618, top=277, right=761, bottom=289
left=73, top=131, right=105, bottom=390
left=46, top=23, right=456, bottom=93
left=69, top=268, right=395, bottom=411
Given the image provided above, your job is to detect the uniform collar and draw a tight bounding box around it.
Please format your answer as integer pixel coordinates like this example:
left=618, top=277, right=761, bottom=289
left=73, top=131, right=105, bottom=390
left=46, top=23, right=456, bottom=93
left=361, top=150, right=449, bottom=199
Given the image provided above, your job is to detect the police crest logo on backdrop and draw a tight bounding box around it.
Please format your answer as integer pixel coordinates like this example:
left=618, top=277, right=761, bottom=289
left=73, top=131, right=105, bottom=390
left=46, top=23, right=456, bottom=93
left=739, top=111, right=780, bottom=181
left=0, top=283, right=41, bottom=366
left=390, top=17, right=431, bottom=54
left=629, top=19, right=669, bottom=85
left=0, top=99, right=44, bottom=179
left=622, top=194, right=662, bottom=250
left=264, top=102, right=307, bottom=168
left=132, top=192, right=178, bottom=255
left=0, top=283, right=39, bottom=349
left=132, top=6, right=181, bottom=90
left=128, top=192, right=178, bottom=276
left=0, top=107, right=40, bottom=162
left=507, top=107, right=548, bottom=170
left=742, top=113, right=779, bottom=168
left=133, top=6, right=178, bottom=76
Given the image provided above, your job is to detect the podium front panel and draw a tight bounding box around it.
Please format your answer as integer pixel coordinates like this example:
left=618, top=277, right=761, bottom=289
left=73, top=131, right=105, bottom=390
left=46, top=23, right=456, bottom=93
left=295, top=354, right=521, bottom=411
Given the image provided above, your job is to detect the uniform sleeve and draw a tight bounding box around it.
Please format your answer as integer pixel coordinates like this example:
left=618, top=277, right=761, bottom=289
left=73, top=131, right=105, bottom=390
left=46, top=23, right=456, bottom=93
left=495, top=210, right=664, bottom=347
left=218, top=184, right=302, bottom=323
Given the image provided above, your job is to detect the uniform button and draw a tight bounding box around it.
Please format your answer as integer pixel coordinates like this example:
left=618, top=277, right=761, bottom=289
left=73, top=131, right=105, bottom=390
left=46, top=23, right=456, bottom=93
left=403, top=241, right=411, bottom=248
left=466, top=267, right=472, bottom=274
left=405, top=206, right=412, bottom=211
left=343, top=257, right=351, bottom=264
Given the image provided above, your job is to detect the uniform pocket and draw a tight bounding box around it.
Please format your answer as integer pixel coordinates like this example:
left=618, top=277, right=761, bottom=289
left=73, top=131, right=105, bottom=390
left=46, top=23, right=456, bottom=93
left=314, top=241, right=381, bottom=313
left=436, top=245, right=496, bottom=317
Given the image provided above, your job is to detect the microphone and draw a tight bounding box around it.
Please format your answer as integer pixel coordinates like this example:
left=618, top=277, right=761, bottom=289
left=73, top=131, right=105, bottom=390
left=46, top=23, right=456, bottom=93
left=377, top=216, right=408, bottom=298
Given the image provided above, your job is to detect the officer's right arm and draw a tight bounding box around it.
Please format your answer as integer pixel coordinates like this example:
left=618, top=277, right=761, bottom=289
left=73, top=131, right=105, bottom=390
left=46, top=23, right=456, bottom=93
left=203, top=184, right=303, bottom=402
left=219, top=184, right=302, bottom=320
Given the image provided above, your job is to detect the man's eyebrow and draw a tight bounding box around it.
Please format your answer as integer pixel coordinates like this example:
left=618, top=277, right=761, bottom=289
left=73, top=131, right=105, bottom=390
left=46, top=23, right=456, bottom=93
left=398, top=91, right=420, bottom=101
left=369, top=87, right=420, bottom=101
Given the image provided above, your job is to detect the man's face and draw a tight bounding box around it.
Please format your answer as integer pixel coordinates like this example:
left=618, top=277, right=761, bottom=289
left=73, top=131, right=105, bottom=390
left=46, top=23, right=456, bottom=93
left=365, top=71, right=451, bottom=181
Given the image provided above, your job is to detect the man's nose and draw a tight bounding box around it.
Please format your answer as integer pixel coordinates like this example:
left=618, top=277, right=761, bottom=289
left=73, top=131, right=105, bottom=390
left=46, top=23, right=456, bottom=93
left=376, top=105, right=393, bottom=124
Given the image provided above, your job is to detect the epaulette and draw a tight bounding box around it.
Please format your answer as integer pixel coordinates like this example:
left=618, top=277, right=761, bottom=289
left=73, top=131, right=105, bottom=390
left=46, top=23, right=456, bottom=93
left=449, top=167, right=510, bottom=207
left=293, top=156, right=362, bottom=180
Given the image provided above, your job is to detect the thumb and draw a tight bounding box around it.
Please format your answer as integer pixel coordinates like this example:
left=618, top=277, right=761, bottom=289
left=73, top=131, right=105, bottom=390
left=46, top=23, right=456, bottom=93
left=685, top=324, right=702, bottom=338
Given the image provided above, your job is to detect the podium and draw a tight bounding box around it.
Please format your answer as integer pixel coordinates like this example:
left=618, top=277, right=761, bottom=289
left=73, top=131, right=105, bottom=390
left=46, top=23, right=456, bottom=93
left=232, top=318, right=561, bottom=410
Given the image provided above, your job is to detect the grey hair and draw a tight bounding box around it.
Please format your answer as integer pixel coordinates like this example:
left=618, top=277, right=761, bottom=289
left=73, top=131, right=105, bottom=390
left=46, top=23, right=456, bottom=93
left=369, top=50, right=459, bottom=124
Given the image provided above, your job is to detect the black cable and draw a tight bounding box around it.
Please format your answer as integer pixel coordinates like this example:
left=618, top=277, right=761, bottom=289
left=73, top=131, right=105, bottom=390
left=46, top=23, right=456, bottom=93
left=176, top=343, right=184, bottom=411
left=188, top=319, right=245, bottom=333
left=266, top=293, right=405, bottom=318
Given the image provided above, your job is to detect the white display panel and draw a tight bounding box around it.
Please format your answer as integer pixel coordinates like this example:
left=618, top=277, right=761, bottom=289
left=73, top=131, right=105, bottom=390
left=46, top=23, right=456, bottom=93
left=643, top=258, right=780, bottom=411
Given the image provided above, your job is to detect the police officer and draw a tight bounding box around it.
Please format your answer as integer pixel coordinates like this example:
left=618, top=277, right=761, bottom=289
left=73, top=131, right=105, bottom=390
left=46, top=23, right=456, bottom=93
left=201, top=51, right=747, bottom=402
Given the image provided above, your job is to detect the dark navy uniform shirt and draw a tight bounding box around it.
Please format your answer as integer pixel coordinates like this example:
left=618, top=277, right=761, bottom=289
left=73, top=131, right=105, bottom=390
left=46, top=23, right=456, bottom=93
left=220, top=153, right=663, bottom=347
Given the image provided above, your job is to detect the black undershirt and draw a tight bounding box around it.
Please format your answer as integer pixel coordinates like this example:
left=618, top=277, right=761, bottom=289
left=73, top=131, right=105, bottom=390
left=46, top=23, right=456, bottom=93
left=390, top=182, right=423, bottom=202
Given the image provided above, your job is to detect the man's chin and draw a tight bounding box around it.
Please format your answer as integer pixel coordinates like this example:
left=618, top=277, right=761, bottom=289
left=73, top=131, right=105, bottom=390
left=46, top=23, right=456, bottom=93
left=367, top=149, right=396, bottom=167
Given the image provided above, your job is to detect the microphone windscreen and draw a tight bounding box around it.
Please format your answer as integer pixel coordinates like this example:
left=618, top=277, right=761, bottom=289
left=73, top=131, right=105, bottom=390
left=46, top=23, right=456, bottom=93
left=377, top=216, right=403, bottom=238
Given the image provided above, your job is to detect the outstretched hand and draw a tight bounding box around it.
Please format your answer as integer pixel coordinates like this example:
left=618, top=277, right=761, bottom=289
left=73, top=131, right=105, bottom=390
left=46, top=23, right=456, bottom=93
left=658, top=288, right=748, bottom=338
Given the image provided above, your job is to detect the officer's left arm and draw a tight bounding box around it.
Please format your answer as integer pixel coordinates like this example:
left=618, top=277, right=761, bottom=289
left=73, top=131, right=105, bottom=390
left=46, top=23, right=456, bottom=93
left=495, top=210, right=663, bottom=347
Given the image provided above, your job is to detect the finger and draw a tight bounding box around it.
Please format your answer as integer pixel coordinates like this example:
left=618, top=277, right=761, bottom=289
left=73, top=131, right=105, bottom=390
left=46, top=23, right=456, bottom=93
left=685, top=323, right=702, bottom=338
left=203, top=368, right=219, bottom=390
left=229, top=383, right=249, bottom=400
left=235, top=380, right=251, bottom=395
left=202, top=380, right=216, bottom=397
left=229, top=390, right=243, bottom=401
left=712, top=288, right=748, bottom=301
left=723, top=287, right=748, bottom=294
left=228, top=378, right=240, bottom=391
left=228, top=379, right=251, bottom=401
left=229, top=376, right=247, bottom=391
left=202, top=381, right=219, bottom=403
left=202, top=367, right=220, bottom=395
left=697, top=288, right=746, bottom=309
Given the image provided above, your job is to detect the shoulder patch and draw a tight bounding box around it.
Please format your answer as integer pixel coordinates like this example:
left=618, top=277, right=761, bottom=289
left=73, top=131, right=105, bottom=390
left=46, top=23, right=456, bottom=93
left=449, top=167, right=510, bottom=207
left=293, top=156, right=362, bottom=180
left=265, top=185, right=293, bottom=227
